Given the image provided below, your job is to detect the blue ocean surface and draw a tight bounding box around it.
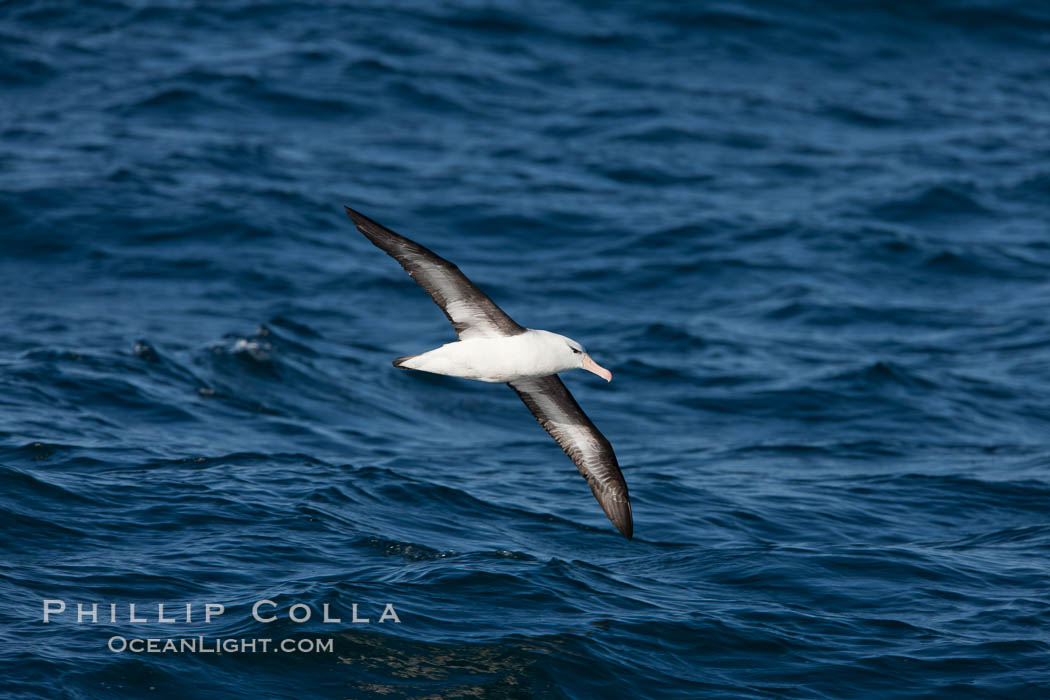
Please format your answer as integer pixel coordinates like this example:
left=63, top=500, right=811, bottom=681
left=3, top=0, right=1050, bottom=697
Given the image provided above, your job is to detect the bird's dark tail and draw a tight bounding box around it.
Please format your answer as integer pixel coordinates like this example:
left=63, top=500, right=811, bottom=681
left=393, top=354, right=418, bottom=369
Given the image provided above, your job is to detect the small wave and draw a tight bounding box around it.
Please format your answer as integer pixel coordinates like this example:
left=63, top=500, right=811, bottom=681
left=132, top=339, right=161, bottom=363
left=334, top=630, right=548, bottom=696
left=922, top=249, right=1003, bottom=276
left=202, top=325, right=326, bottom=386
left=822, top=102, right=901, bottom=128
left=852, top=473, right=1050, bottom=513
left=343, top=56, right=400, bottom=75
left=931, top=3, right=1050, bottom=34
left=0, top=464, right=99, bottom=506
left=386, top=79, right=474, bottom=114
left=121, top=85, right=228, bottom=114
left=597, top=164, right=714, bottom=187
left=122, top=217, right=277, bottom=246
left=996, top=170, right=1050, bottom=204
left=235, top=84, right=359, bottom=117
left=612, top=124, right=704, bottom=144
left=826, top=360, right=938, bottom=391
left=0, top=52, right=56, bottom=85
left=355, top=535, right=454, bottom=562
left=760, top=298, right=974, bottom=330
left=268, top=315, right=322, bottom=338
left=867, top=183, right=992, bottom=223
left=643, top=6, right=778, bottom=31
left=434, top=6, right=540, bottom=35
left=750, top=440, right=911, bottom=461
left=945, top=524, right=1050, bottom=550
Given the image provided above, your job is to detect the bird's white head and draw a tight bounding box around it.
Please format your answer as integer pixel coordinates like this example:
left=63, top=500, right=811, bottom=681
left=540, top=331, right=612, bottom=382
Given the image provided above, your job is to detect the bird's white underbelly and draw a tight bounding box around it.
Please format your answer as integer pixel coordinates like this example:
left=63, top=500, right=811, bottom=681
left=400, top=332, right=561, bottom=383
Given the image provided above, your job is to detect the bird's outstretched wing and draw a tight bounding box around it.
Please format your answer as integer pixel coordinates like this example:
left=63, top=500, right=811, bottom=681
left=345, top=206, right=525, bottom=340
left=508, top=375, right=633, bottom=539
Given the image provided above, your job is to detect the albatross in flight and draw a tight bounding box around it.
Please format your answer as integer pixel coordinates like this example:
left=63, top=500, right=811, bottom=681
left=345, top=206, right=633, bottom=539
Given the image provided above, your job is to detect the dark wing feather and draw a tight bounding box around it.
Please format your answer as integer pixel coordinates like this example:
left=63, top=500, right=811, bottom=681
left=345, top=206, right=525, bottom=340
left=509, top=375, right=633, bottom=539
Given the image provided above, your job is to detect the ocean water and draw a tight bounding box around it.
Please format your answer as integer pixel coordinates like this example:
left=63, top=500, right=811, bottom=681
left=3, top=0, right=1050, bottom=697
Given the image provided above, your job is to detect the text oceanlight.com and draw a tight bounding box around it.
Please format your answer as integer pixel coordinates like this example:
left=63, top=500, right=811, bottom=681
left=108, top=636, right=334, bottom=654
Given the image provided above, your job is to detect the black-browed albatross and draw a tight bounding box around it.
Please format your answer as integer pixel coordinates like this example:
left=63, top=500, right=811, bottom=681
left=345, top=206, right=633, bottom=539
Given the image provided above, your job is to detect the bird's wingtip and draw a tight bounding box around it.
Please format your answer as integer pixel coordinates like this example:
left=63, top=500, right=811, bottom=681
left=604, top=498, right=634, bottom=540
left=619, top=520, right=634, bottom=540
left=344, top=205, right=391, bottom=238
left=344, top=205, right=377, bottom=238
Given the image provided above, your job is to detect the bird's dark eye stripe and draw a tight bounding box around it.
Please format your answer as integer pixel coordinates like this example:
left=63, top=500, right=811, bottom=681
left=570, top=347, right=581, bottom=354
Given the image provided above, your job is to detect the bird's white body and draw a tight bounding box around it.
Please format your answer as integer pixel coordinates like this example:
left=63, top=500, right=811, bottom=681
left=399, top=329, right=586, bottom=383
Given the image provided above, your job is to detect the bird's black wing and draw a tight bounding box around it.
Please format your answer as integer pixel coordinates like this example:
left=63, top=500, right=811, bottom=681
left=508, top=374, right=633, bottom=539
left=346, top=206, right=525, bottom=340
